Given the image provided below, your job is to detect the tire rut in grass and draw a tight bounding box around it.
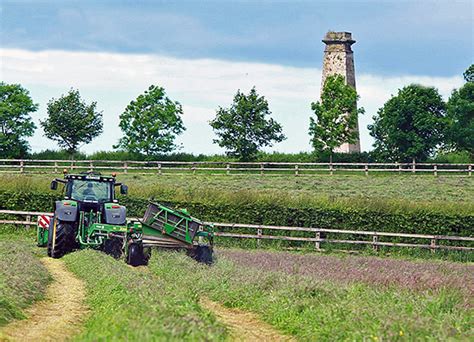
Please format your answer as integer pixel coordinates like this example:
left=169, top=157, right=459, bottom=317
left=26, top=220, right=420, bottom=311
left=200, top=298, right=294, bottom=342
left=1, top=258, right=88, bottom=342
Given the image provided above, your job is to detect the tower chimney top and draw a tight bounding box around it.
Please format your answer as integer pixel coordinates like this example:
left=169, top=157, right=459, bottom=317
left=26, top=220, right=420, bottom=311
left=322, top=31, right=355, bottom=45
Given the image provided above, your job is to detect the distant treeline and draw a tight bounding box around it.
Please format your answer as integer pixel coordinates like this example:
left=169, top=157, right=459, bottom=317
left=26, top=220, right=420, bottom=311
left=26, top=149, right=473, bottom=164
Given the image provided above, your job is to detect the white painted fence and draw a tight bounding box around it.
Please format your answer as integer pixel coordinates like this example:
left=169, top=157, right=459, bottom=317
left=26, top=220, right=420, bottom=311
left=0, top=159, right=472, bottom=176
left=1, top=210, right=472, bottom=252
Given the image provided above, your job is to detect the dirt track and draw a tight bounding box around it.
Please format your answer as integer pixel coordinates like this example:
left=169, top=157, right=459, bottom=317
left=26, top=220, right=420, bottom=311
left=1, top=258, right=88, bottom=342
left=200, top=298, right=294, bottom=342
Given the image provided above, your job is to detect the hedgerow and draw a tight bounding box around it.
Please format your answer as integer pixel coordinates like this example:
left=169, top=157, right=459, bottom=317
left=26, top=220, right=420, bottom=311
left=0, top=190, right=472, bottom=238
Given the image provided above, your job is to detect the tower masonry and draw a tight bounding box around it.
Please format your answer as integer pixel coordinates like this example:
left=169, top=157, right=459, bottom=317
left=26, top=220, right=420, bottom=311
left=321, top=31, right=361, bottom=153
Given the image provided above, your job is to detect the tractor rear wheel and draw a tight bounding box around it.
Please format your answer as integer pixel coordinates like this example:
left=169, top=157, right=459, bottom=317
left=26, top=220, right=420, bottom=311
left=127, top=243, right=148, bottom=266
left=47, top=219, right=78, bottom=258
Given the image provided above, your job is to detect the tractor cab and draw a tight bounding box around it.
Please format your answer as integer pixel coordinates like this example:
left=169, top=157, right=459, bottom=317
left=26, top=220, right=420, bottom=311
left=50, top=172, right=129, bottom=226
left=51, top=172, right=128, bottom=202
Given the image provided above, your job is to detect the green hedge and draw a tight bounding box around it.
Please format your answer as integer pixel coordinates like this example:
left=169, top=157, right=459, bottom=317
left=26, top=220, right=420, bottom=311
left=0, top=190, right=472, bottom=237
left=27, top=149, right=376, bottom=163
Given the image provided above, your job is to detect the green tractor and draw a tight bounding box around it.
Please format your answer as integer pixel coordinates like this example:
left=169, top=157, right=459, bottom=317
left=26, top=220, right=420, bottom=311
left=37, top=171, right=214, bottom=266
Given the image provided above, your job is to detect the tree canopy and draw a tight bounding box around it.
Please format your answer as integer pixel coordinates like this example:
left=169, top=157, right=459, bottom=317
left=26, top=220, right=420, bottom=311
left=209, top=87, right=286, bottom=161
left=115, top=85, right=185, bottom=157
left=463, top=64, right=474, bottom=83
left=368, top=84, right=446, bottom=162
left=445, top=65, right=474, bottom=157
left=309, top=75, right=363, bottom=157
left=0, top=82, right=38, bottom=158
left=41, top=89, right=103, bottom=156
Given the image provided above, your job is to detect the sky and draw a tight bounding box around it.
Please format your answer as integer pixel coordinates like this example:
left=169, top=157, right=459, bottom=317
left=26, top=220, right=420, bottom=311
left=1, top=0, right=472, bottom=154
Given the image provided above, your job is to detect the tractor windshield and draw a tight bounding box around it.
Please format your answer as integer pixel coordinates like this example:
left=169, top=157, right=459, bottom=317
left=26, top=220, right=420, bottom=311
left=69, top=180, right=113, bottom=203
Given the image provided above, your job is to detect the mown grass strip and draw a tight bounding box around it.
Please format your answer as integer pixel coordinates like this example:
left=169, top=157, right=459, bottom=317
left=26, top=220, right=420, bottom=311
left=63, top=249, right=227, bottom=341
left=1, top=173, right=473, bottom=208
left=149, top=250, right=473, bottom=341
left=0, top=240, right=51, bottom=326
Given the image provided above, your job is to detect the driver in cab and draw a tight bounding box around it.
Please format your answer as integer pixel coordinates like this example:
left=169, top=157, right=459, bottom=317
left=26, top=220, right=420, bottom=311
left=82, top=182, right=96, bottom=199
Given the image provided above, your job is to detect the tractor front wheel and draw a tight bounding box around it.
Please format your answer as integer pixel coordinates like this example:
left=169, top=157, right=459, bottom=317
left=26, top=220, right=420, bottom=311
left=47, top=219, right=78, bottom=258
left=127, top=243, right=148, bottom=266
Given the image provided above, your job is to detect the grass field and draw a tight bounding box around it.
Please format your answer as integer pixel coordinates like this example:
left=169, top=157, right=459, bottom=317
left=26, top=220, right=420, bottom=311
left=1, top=173, right=473, bottom=204
left=1, top=225, right=472, bottom=340
left=1, top=167, right=472, bottom=339
left=151, top=249, right=473, bottom=341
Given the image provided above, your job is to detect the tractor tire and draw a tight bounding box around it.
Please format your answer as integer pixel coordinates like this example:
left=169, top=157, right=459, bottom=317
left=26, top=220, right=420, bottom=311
left=47, top=219, right=78, bottom=258
left=195, top=245, right=213, bottom=265
left=127, top=243, right=148, bottom=266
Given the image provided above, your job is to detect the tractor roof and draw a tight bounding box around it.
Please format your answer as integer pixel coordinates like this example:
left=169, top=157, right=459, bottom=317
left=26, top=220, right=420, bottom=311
left=64, top=173, right=116, bottom=183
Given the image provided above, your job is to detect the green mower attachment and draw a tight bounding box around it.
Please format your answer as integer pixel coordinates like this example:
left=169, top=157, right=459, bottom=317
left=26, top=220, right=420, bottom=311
left=141, top=202, right=214, bottom=264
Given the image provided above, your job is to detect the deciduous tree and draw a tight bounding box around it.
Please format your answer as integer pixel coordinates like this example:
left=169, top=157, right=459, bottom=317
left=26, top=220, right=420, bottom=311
left=41, top=89, right=103, bottom=157
left=115, top=85, right=185, bottom=157
left=309, top=75, right=363, bottom=161
left=368, top=84, right=446, bottom=162
left=445, top=65, right=474, bottom=157
left=0, top=82, right=38, bottom=158
left=210, top=87, right=285, bottom=161
left=463, top=64, right=474, bottom=83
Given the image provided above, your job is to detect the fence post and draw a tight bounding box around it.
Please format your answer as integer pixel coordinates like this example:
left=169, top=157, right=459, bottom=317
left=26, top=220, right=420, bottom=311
left=329, top=162, right=333, bottom=176
left=54, top=161, right=58, bottom=173
left=260, top=163, right=264, bottom=176
left=365, top=164, right=368, bottom=176
left=412, top=158, right=416, bottom=174
left=372, top=234, right=379, bottom=252
left=315, top=231, right=321, bottom=250
left=397, top=162, right=401, bottom=174
left=26, top=214, right=31, bottom=229
left=434, top=165, right=437, bottom=177
left=295, top=164, right=299, bottom=177
left=123, top=162, right=128, bottom=174
left=20, top=160, right=24, bottom=173
left=89, top=161, right=94, bottom=172
left=158, top=163, right=162, bottom=175
left=430, top=238, right=437, bottom=253
left=70, top=160, right=74, bottom=171
left=226, top=163, right=230, bottom=175
left=257, top=228, right=262, bottom=248
left=192, top=163, right=196, bottom=175
left=469, top=165, right=472, bottom=177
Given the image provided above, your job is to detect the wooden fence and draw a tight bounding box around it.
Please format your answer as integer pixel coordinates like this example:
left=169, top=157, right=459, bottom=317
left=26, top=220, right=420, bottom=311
left=0, top=159, right=472, bottom=176
left=1, top=210, right=473, bottom=252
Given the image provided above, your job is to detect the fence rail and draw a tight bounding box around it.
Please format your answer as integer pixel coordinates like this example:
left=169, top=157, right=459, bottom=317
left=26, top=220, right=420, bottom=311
left=1, top=210, right=473, bottom=252
left=0, top=159, right=472, bottom=176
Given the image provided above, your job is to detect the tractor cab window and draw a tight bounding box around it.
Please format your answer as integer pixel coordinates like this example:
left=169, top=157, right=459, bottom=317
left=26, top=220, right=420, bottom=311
left=69, top=180, right=112, bottom=203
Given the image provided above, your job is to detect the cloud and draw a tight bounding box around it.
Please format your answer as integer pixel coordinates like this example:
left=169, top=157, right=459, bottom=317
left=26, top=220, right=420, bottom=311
left=1, top=48, right=464, bottom=154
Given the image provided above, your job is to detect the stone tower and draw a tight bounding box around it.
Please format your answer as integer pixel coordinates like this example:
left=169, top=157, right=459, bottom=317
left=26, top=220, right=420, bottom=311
left=321, top=31, right=361, bottom=153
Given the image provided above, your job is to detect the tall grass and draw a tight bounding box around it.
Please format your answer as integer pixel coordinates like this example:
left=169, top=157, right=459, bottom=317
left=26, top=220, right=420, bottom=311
left=149, top=250, right=473, bottom=341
